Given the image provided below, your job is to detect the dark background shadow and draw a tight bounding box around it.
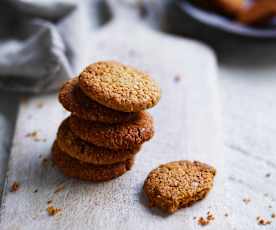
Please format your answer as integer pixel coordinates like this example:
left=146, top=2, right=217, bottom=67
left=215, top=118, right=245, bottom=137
left=158, top=1, right=276, bottom=67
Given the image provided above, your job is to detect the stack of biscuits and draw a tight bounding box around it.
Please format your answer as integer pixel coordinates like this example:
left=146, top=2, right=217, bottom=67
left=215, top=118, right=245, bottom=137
left=52, top=61, right=161, bottom=182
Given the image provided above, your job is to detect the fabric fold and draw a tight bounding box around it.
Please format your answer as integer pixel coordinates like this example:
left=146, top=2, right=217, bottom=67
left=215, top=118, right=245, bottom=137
left=0, top=0, right=79, bottom=93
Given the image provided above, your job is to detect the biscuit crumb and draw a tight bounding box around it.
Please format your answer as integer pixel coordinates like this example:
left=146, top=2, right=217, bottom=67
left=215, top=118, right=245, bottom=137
left=33, top=189, right=38, bottom=193
left=10, top=182, right=20, bottom=192
left=47, top=200, right=52, bottom=204
left=272, top=213, right=276, bottom=219
left=242, top=198, right=251, bottom=204
left=257, top=217, right=271, bottom=225
left=26, top=131, right=38, bottom=139
left=26, top=131, right=46, bottom=142
left=207, top=211, right=215, bottom=221
left=224, top=213, right=229, bottom=217
left=54, top=184, right=65, bottom=194
left=47, top=206, right=61, bottom=216
left=198, top=217, right=209, bottom=226
left=197, top=212, right=215, bottom=226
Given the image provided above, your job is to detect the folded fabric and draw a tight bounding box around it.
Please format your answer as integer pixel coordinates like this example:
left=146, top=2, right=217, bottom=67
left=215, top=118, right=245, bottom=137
left=0, top=0, right=80, bottom=93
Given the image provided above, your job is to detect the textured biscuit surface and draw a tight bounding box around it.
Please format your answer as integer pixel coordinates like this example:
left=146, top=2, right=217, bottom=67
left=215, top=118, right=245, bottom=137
left=79, top=61, right=161, bottom=112
left=59, top=77, right=137, bottom=123
left=69, top=111, right=154, bottom=150
left=52, top=141, right=134, bottom=182
left=57, top=118, right=140, bottom=164
left=143, top=160, right=216, bottom=213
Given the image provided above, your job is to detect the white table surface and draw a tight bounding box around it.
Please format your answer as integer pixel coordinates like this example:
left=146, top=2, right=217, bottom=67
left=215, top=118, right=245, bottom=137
left=220, top=58, right=276, bottom=229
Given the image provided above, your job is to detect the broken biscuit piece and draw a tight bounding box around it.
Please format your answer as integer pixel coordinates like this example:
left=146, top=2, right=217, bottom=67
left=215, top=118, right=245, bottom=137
left=143, top=160, right=216, bottom=213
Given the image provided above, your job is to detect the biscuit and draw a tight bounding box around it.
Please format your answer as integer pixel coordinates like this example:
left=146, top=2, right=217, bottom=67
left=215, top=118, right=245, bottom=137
left=56, top=118, right=140, bottom=165
left=79, top=61, right=161, bottom=112
left=59, top=77, right=137, bottom=123
left=143, top=160, right=216, bottom=213
left=68, top=111, right=154, bottom=150
left=237, top=0, right=276, bottom=25
left=213, top=0, right=245, bottom=16
left=52, top=141, right=134, bottom=182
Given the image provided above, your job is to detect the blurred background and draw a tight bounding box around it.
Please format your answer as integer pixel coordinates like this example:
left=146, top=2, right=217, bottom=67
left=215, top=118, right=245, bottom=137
left=0, top=0, right=276, bottom=227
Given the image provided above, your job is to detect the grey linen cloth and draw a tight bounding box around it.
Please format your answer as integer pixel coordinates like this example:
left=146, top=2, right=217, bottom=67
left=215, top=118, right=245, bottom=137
left=0, top=0, right=88, bottom=93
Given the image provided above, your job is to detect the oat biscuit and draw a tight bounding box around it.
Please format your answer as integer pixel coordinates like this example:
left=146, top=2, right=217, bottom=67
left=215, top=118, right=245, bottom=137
left=143, top=160, right=216, bottom=213
left=57, top=118, right=140, bottom=164
left=79, top=61, right=161, bottom=112
left=52, top=141, right=134, bottom=182
left=59, top=77, right=137, bottom=123
left=68, top=111, right=154, bottom=150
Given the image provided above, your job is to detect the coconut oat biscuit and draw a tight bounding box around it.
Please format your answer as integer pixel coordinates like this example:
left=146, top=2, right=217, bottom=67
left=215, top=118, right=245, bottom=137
left=68, top=111, right=154, bottom=150
left=143, top=160, right=216, bottom=213
left=59, top=77, right=137, bottom=123
left=56, top=118, right=140, bottom=165
left=52, top=141, right=134, bottom=182
left=79, top=61, right=161, bottom=112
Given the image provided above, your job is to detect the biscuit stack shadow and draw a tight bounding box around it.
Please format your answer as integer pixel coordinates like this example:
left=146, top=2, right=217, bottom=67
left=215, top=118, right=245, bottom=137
left=52, top=61, right=161, bottom=182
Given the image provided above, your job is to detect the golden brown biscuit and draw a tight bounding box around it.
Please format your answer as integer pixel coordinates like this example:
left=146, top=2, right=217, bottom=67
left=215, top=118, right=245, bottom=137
left=56, top=118, right=140, bottom=165
left=143, top=160, right=216, bottom=213
left=59, top=77, right=137, bottom=123
left=237, top=0, right=276, bottom=25
left=213, top=0, right=245, bottom=16
left=52, top=141, right=134, bottom=182
left=79, top=61, right=161, bottom=112
left=68, top=111, right=154, bottom=150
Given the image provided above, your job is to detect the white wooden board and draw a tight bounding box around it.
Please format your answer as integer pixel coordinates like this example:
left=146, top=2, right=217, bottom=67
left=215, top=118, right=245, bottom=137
left=0, top=2, right=229, bottom=229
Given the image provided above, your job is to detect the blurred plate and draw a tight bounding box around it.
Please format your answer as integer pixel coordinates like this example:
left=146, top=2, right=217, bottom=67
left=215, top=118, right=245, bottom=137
left=178, top=0, right=276, bottom=38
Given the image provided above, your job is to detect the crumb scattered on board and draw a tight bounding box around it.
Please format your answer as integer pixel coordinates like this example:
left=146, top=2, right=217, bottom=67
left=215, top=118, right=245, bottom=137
left=272, top=213, right=276, bottom=219
left=197, top=211, right=215, bottom=226
left=224, top=213, right=229, bottom=217
left=257, top=216, right=272, bottom=225
left=47, top=206, right=61, bottom=216
left=25, top=131, right=46, bottom=142
left=242, top=198, right=251, bottom=204
left=33, top=189, right=38, bottom=193
left=47, top=200, right=52, bottom=205
left=10, top=182, right=20, bottom=192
